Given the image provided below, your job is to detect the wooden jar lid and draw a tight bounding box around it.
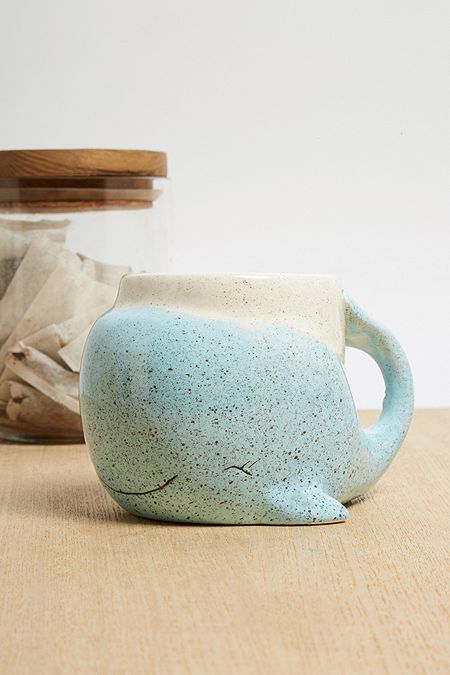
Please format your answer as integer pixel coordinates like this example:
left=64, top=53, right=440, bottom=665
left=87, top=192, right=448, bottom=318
left=0, top=149, right=168, bottom=212
left=0, top=149, right=167, bottom=179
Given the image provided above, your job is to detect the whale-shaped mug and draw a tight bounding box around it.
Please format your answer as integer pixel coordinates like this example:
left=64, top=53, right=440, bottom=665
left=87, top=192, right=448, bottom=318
left=80, top=274, right=414, bottom=524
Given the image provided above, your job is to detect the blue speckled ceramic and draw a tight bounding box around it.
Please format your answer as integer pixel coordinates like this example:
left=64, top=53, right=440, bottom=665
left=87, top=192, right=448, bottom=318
left=80, top=274, right=414, bottom=524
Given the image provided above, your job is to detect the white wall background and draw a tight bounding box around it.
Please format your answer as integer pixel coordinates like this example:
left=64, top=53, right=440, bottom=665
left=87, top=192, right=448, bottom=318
left=0, top=0, right=448, bottom=407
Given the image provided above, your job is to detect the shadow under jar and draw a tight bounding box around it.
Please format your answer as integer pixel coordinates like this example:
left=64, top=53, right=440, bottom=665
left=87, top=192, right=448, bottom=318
left=0, top=148, right=169, bottom=443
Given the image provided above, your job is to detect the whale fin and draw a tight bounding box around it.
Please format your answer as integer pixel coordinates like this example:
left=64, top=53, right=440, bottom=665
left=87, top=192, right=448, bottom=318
left=263, top=483, right=348, bottom=524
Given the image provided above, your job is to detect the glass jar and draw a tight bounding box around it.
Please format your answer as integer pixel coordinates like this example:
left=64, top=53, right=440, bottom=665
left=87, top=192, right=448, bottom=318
left=0, top=148, right=169, bottom=443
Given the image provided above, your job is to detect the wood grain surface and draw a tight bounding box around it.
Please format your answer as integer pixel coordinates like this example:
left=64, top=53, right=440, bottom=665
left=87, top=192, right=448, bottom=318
left=0, top=149, right=167, bottom=211
left=0, top=149, right=168, bottom=178
left=0, top=409, right=449, bottom=674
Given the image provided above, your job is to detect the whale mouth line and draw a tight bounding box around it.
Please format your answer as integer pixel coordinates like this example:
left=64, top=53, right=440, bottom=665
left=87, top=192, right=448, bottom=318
left=99, top=474, right=178, bottom=496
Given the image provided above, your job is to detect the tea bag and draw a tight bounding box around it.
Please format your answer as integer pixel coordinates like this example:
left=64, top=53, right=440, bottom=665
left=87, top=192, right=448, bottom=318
left=0, top=213, right=126, bottom=438
left=58, top=326, right=91, bottom=372
left=6, top=381, right=82, bottom=435
left=0, top=228, right=29, bottom=299
left=14, top=303, right=111, bottom=362
left=58, top=304, right=111, bottom=344
left=0, top=303, right=111, bottom=402
left=17, top=324, right=66, bottom=364
left=0, top=236, right=79, bottom=347
left=5, top=344, right=79, bottom=414
left=81, top=257, right=131, bottom=287
left=0, top=303, right=112, bottom=388
left=0, top=217, right=70, bottom=243
left=0, top=369, right=17, bottom=403
left=0, top=259, right=115, bottom=366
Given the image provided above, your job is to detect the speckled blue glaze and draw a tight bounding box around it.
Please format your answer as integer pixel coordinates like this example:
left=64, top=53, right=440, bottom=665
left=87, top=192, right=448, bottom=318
left=80, top=293, right=414, bottom=525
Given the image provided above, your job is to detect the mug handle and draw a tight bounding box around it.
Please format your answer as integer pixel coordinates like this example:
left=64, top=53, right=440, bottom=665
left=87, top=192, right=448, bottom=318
left=344, top=295, right=414, bottom=472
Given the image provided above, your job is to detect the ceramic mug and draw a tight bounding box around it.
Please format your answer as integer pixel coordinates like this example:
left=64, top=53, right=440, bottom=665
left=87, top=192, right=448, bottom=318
left=80, top=274, right=414, bottom=524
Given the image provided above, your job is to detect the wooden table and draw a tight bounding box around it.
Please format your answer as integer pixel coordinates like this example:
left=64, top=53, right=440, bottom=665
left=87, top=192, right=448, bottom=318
left=1, top=409, right=448, bottom=674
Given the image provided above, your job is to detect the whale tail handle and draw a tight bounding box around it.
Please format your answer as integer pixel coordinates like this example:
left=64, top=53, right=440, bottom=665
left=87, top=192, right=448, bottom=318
left=345, top=295, right=414, bottom=481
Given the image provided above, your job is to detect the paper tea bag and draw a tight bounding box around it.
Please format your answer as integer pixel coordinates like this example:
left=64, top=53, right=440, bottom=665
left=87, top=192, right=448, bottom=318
left=0, top=228, right=29, bottom=299
left=15, top=303, right=111, bottom=366
left=0, top=368, right=17, bottom=403
left=0, top=236, right=79, bottom=347
left=6, top=381, right=82, bottom=435
left=57, top=304, right=112, bottom=345
left=0, top=259, right=115, bottom=366
left=5, top=344, right=79, bottom=414
left=0, top=318, right=77, bottom=402
left=47, top=304, right=114, bottom=371
left=0, top=323, right=68, bottom=402
left=0, top=217, right=70, bottom=243
left=0, top=322, right=68, bottom=400
left=17, top=324, right=66, bottom=364
left=81, top=257, right=131, bottom=287
left=58, top=326, right=91, bottom=372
